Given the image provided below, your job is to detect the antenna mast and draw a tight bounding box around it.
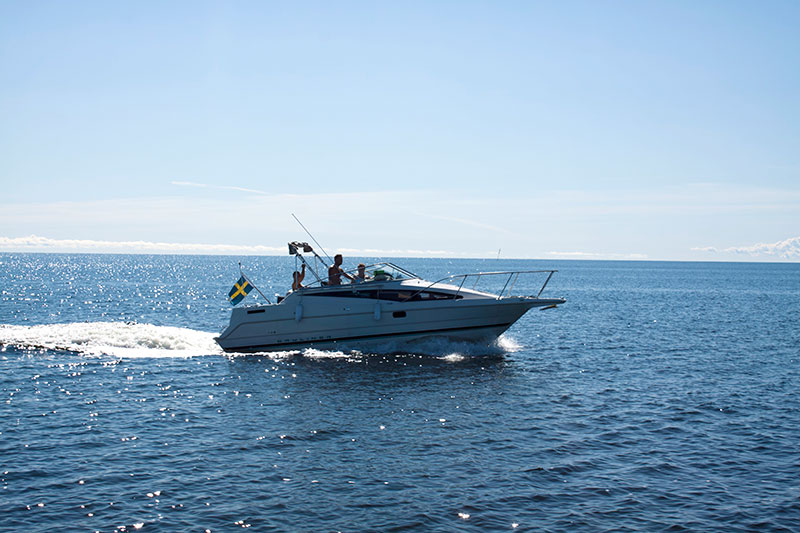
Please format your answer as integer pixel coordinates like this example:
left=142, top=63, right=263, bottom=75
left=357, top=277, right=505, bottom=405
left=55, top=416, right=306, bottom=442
left=291, top=213, right=332, bottom=264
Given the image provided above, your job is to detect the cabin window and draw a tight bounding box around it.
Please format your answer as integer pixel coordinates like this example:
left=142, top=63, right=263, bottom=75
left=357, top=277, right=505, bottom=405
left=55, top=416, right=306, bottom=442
left=312, top=290, right=378, bottom=299
left=310, top=289, right=462, bottom=301
left=417, top=291, right=462, bottom=301
left=392, top=311, right=407, bottom=318
left=378, top=290, right=462, bottom=302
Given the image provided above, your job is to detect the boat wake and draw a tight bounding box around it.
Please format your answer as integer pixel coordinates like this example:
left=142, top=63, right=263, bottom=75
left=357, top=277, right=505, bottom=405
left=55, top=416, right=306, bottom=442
left=0, top=322, right=223, bottom=358
left=1, top=322, right=522, bottom=360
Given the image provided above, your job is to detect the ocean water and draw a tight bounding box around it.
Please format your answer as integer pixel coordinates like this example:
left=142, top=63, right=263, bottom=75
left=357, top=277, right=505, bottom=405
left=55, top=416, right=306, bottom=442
left=1, top=253, right=799, bottom=532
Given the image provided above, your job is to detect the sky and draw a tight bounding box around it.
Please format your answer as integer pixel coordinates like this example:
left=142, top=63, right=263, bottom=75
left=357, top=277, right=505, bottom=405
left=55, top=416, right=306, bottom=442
left=1, top=1, right=798, bottom=260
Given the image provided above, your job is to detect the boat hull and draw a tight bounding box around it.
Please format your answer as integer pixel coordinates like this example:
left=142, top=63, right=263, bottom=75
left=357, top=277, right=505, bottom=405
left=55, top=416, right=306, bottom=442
left=215, top=296, right=563, bottom=353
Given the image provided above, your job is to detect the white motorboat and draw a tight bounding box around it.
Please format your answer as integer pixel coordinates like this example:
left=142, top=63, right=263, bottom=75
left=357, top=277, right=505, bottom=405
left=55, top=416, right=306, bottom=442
left=215, top=242, right=565, bottom=353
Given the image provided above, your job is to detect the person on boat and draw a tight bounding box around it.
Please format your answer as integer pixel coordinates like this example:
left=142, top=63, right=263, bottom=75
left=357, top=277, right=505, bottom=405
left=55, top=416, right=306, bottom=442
left=292, top=263, right=306, bottom=291
left=328, top=254, right=354, bottom=286
left=353, top=263, right=370, bottom=283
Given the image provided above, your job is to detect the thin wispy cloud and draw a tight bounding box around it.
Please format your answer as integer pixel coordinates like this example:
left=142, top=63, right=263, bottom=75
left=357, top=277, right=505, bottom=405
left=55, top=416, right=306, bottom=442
left=0, top=235, right=464, bottom=258
left=692, top=236, right=800, bottom=259
left=0, top=235, right=284, bottom=255
left=338, top=247, right=456, bottom=257
left=3, top=184, right=798, bottom=261
left=539, top=183, right=800, bottom=216
left=171, top=180, right=268, bottom=195
left=419, top=214, right=512, bottom=235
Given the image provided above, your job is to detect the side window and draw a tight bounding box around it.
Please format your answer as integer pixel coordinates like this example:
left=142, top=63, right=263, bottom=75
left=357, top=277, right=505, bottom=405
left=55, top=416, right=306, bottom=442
left=375, top=290, right=463, bottom=301
left=376, top=291, right=403, bottom=301
left=419, top=291, right=462, bottom=300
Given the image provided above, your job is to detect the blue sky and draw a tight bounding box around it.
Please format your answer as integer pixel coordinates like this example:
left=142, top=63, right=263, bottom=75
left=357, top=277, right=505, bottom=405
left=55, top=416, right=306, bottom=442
left=1, top=1, right=798, bottom=260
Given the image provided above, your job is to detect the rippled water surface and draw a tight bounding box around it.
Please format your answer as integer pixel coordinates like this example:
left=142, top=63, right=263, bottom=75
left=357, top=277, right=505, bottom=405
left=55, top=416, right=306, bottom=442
left=1, top=254, right=799, bottom=531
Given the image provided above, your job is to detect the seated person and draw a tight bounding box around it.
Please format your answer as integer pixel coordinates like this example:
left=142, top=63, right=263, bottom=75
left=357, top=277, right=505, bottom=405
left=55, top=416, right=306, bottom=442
left=292, top=263, right=306, bottom=291
left=328, top=254, right=354, bottom=286
left=353, top=263, right=370, bottom=283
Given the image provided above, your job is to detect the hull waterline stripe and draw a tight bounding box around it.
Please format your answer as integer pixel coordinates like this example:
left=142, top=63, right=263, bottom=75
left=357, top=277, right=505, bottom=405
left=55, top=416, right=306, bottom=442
left=220, top=322, right=513, bottom=353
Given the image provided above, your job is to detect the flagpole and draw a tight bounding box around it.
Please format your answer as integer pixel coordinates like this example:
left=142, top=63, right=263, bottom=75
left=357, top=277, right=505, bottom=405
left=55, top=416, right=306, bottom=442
left=239, top=261, right=271, bottom=304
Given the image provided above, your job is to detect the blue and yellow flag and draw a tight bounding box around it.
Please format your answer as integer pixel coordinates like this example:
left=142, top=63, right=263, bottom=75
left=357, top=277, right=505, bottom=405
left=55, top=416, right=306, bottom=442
left=228, top=276, right=253, bottom=305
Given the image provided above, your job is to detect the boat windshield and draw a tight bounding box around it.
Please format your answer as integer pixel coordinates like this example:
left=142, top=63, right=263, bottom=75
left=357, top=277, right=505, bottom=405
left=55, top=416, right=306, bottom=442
left=304, top=262, right=418, bottom=288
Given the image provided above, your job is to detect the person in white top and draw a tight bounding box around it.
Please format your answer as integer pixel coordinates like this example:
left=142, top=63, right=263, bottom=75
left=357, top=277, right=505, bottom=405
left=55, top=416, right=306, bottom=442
left=353, top=263, right=370, bottom=283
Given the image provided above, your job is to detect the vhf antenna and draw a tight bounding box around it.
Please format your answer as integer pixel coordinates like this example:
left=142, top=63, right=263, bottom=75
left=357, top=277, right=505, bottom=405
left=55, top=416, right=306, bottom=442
left=292, top=213, right=332, bottom=264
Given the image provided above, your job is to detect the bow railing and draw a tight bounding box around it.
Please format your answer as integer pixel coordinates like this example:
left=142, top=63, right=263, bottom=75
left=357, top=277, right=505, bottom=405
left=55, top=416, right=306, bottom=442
left=400, top=270, right=558, bottom=302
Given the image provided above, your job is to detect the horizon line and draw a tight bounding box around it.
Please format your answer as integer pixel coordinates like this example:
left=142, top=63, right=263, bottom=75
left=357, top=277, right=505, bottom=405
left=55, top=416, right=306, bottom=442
left=0, top=249, right=796, bottom=265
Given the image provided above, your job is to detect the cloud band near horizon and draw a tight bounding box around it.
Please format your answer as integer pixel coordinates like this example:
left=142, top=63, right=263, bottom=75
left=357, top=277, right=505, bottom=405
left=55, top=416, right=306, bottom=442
left=692, top=236, right=800, bottom=259
left=2, top=234, right=798, bottom=261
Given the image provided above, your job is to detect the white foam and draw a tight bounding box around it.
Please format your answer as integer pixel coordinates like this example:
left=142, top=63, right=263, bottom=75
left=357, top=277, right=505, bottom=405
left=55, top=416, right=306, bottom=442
left=440, top=353, right=466, bottom=362
left=0, top=322, right=223, bottom=358
left=496, top=335, right=523, bottom=353
left=301, top=348, right=357, bottom=360
left=340, top=334, right=519, bottom=359
left=0, top=323, right=521, bottom=360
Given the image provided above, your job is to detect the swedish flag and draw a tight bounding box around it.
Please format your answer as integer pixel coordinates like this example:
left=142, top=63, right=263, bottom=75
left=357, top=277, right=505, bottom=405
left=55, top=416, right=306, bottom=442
left=228, top=276, right=253, bottom=305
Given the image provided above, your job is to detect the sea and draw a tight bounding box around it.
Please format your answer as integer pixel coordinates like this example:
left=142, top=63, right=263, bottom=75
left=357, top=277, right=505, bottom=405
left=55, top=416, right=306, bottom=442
left=1, top=253, right=798, bottom=532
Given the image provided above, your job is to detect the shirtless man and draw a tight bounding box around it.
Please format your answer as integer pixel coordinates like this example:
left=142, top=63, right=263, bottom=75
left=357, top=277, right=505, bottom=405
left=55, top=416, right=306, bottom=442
left=292, top=263, right=306, bottom=291
left=328, top=254, right=354, bottom=286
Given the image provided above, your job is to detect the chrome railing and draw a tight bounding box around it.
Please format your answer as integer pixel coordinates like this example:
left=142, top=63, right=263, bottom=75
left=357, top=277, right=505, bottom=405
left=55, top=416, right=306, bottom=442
left=401, top=270, right=558, bottom=301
